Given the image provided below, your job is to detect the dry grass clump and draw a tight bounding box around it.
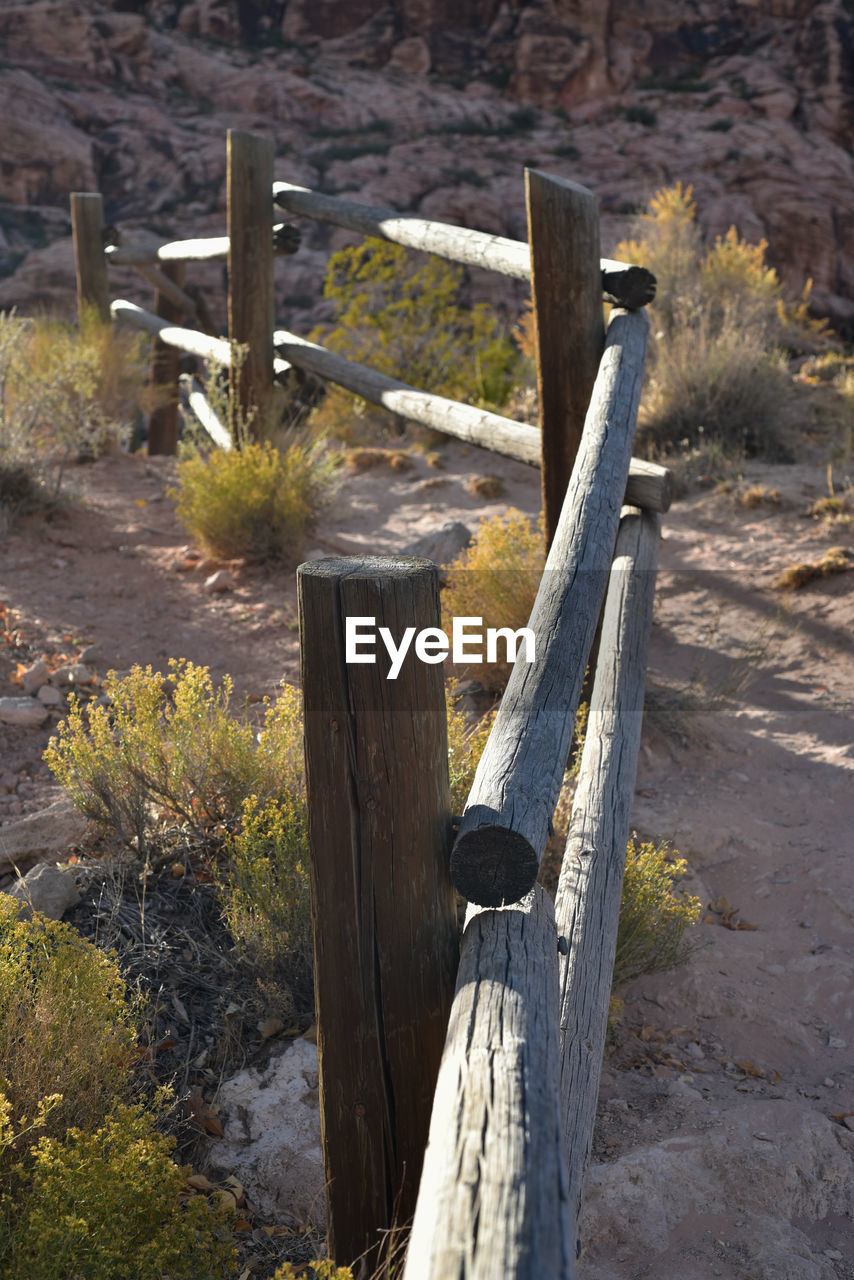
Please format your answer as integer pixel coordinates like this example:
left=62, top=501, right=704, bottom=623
left=170, top=436, right=338, bottom=564
left=443, top=508, right=544, bottom=690
left=0, top=308, right=154, bottom=528
left=614, top=183, right=838, bottom=462
left=772, top=545, right=852, bottom=591
left=466, top=473, right=505, bottom=499
left=446, top=681, right=498, bottom=815
left=612, top=838, right=701, bottom=989
left=738, top=483, right=781, bottom=508
left=346, top=446, right=413, bottom=472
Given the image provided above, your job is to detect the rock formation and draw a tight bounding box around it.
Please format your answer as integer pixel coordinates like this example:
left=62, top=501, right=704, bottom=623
left=0, top=0, right=852, bottom=330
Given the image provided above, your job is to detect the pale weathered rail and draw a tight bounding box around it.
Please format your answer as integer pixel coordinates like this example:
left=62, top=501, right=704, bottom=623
left=404, top=885, right=573, bottom=1280
left=272, top=181, right=655, bottom=309
left=555, top=508, right=661, bottom=1246
left=450, top=307, right=650, bottom=907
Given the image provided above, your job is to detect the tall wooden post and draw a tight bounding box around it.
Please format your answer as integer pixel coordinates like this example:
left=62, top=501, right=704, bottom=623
left=298, top=556, right=459, bottom=1270
left=526, top=171, right=604, bottom=549
left=147, top=262, right=186, bottom=455
left=70, top=193, right=109, bottom=325
left=227, top=130, right=274, bottom=438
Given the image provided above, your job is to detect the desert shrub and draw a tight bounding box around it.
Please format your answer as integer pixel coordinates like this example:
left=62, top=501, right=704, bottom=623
left=311, top=237, right=523, bottom=440
left=612, top=838, right=701, bottom=988
left=274, top=1263, right=353, bottom=1279
left=446, top=681, right=497, bottom=814
left=442, top=509, right=545, bottom=690
left=169, top=435, right=337, bottom=563
left=615, top=183, right=806, bottom=457
left=44, top=662, right=305, bottom=850
left=0, top=308, right=152, bottom=526
left=219, top=793, right=312, bottom=1010
left=0, top=895, right=139, bottom=1155
left=2, top=1104, right=234, bottom=1280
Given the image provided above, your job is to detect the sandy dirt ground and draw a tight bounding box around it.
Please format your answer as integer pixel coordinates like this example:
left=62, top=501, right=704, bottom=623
left=1, top=443, right=852, bottom=1279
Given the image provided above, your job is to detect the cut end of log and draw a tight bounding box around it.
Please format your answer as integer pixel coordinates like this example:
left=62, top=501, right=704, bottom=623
left=602, top=264, right=657, bottom=311
left=450, top=826, right=540, bottom=908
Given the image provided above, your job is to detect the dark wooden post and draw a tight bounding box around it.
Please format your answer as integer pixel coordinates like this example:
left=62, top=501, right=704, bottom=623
left=526, top=171, right=604, bottom=550
left=227, top=129, right=274, bottom=439
left=70, top=193, right=109, bottom=325
left=298, top=556, right=459, bottom=1270
left=146, top=262, right=186, bottom=455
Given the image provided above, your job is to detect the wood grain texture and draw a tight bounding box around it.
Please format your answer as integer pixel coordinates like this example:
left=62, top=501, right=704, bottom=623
left=298, top=556, right=459, bottom=1268
left=555, top=510, right=661, bottom=1244
left=227, top=130, right=275, bottom=435
left=70, top=193, right=109, bottom=324
left=450, top=308, right=649, bottom=908
left=146, top=261, right=185, bottom=456
left=111, top=300, right=234, bottom=364
left=526, top=170, right=604, bottom=548
left=404, top=884, right=573, bottom=1280
left=272, top=181, right=655, bottom=309
left=275, top=327, right=541, bottom=465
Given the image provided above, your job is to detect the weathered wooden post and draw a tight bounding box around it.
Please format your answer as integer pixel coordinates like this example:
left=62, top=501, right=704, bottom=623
left=298, top=556, right=459, bottom=1270
left=70, top=192, right=110, bottom=325
left=525, top=171, right=604, bottom=549
left=227, top=129, right=274, bottom=438
left=146, top=262, right=186, bottom=455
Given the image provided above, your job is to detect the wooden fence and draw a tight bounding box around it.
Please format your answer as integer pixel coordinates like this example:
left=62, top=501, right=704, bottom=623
left=72, top=130, right=668, bottom=1277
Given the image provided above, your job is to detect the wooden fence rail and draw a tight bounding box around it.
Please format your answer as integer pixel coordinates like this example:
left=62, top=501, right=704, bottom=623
left=404, top=885, right=573, bottom=1280
left=556, top=508, right=661, bottom=1246
left=451, top=307, right=649, bottom=908
left=271, top=180, right=655, bottom=309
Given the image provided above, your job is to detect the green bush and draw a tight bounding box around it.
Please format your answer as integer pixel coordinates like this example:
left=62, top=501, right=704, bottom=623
left=2, top=1104, right=234, bottom=1280
left=0, top=895, right=139, bottom=1154
left=44, top=662, right=305, bottom=850
left=612, top=838, right=701, bottom=988
left=442, top=509, right=545, bottom=690
left=219, top=793, right=312, bottom=1009
left=311, top=237, right=524, bottom=441
left=169, top=435, right=338, bottom=563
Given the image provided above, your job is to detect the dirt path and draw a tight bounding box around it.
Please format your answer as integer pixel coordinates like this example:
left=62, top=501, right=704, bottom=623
left=1, top=448, right=852, bottom=1278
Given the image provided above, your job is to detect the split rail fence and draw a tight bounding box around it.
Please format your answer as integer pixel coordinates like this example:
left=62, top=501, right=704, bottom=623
left=72, top=129, right=669, bottom=1277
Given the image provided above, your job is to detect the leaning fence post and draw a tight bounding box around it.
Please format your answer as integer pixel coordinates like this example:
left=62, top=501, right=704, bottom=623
left=227, top=129, right=274, bottom=439
left=146, top=262, right=186, bottom=455
left=298, top=556, right=459, bottom=1270
left=525, top=170, right=603, bottom=549
left=70, top=192, right=110, bottom=326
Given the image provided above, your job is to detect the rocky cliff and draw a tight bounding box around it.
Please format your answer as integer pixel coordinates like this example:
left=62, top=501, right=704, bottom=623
left=1, top=0, right=852, bottom=332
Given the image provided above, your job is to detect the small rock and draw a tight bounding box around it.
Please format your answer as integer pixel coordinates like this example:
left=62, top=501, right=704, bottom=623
left=78, top=644, right=100, bottom=664
left=824, top=1078, right=836, bottom=1088
left=0, top=697, right=49, bottom=727
left=5, top=861, right=79, bottom=921
left=404, top=520, right=472, bottom=567
left=37, top=684, right=64, bottom=706
left=21, top=659, right=49, bottom=694
left=0, top=799, right=89, bottom=876
left=824, top=1249, right=843, bottom=1261
left=211, top=1038, right=325, bottom=1226
left=0, top=772, right=17, bottom=793
left=203, top=569, right=235, bottom=594
left=50, top=663, right=94, bottom=687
